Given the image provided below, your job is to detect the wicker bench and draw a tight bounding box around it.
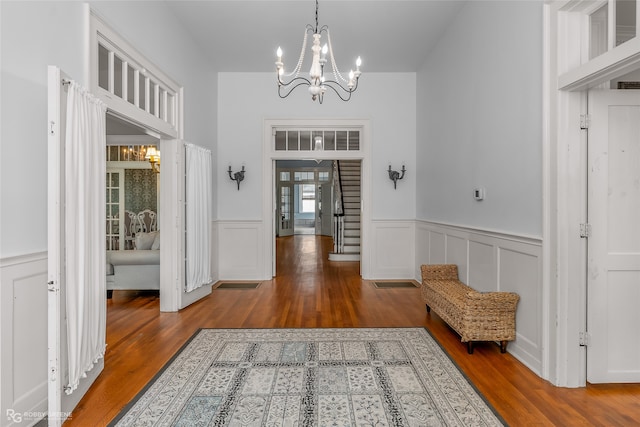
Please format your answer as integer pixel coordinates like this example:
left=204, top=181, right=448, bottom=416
left=420, top=264, right=519, bottom=354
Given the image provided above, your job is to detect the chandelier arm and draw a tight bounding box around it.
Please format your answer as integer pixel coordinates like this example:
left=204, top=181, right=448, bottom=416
left=322, top=81, right=354, bottom=102
left=277, top=75, right=312, bottom=87
left=278, top=80, right=314, bottom=99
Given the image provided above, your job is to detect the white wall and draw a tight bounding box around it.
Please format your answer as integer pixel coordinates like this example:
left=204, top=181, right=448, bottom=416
left=416, top=0, right=543, bottom=237
left=217, top=72, right=416, bottom=221
left=217, top=72, right=417, bottom=279
left=0, top=2, right=218, bottom=423
left=1, top=1, right=86, bottom=258
left=414, top=0, right=545, bottom=375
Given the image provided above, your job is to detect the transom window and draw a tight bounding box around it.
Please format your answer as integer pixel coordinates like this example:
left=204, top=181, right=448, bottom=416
left=275, top=130, right=360, bottom=151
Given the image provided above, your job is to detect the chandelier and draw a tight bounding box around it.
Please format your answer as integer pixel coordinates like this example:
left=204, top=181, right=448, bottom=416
left=275, top=0, right=362, bottom=104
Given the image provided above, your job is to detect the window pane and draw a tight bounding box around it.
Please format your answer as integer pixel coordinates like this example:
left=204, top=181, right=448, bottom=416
left=114, top=55, right=123, bottom=98
left=280, top=171, right=290, bottom=181
left=616, top=0, right=636, bottom=47
left=139, top=74, right=147, bottom=111
left=590, top=4, right=608, bottom=60
left=127, top=65, right=136, bottom=104
left=349, top=131, right=360, bottom=150
left=167, top=93, right=175, bottom=125
left=299, top=131, right=311, bottom=151
left=324, top=131, right=335, bottom=150
left=149, top=82, right=156, bottom=116
left=287, top=131, right=299, bottom=151
left=98, top=44, right=109, bottom=90
left=275, top=131, right=286, bottom=150
left=336, top=131, right=348, bottom=150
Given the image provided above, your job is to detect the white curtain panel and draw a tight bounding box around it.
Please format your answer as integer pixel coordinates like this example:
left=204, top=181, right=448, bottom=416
left=185, top=143, right=213, bottom=292
left=64, top=81, right=107, bottom=394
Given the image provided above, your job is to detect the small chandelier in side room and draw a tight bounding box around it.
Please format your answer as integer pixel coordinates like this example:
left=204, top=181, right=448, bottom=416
left=275, top=0, right=362, bottom=104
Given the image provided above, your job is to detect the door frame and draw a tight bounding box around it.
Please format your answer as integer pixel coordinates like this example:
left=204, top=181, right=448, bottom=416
left=262, top=119, right=371, bottom=278
left=545, top=0, right=640, bottom=386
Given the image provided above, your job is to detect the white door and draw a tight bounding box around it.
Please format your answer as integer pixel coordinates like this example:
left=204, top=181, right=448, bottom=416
left=47, top=66, right=104, bottom=425
left=587, top=90, right=640, bottom=383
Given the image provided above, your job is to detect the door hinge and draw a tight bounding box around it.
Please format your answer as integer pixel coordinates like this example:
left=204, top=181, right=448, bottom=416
left=580, top=114, right=590, bottom=130
left=580, top=223, right=591, bottom=238
left=47, top=280, right=58, bottom=292
left=579, top=331, right=591, bottom=346
left=49, top=121, right=56, bottom=136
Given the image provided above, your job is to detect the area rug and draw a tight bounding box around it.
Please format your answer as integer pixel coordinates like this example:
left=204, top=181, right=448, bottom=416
left=110, top=328, right=505, bottom=426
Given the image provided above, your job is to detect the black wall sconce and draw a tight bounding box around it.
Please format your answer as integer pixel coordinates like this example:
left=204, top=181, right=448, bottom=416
left=228, top=165, right=245, bottom=190
left=388, top=164, right=406, bottom=189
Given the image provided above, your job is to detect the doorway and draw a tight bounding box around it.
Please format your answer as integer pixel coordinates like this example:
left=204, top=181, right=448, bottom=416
left=263, top=119, right=371, bottom=279
left=276, top=160, right=333, bottom=237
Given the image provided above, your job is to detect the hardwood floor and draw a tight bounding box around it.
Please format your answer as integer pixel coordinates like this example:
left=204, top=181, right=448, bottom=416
left=66, top=235, right=640, bottom=426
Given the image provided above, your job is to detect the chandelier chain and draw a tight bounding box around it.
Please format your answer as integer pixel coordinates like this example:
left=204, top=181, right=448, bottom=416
left=326, top=31, right=348, bottom=84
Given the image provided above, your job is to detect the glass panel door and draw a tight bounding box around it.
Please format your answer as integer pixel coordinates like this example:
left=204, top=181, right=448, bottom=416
left=278, top=183, right=294, bottom=236
left=106, top=170, right=124, bottom=250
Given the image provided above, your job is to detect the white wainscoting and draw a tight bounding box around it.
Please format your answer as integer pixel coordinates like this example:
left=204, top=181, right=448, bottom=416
left=369, top=220, right=416, bottom=279
left=217, top=220, right=265, bottom=280
left=415, top=220, right=543, bottom=375
left=0, top=253, right=48, bottom=427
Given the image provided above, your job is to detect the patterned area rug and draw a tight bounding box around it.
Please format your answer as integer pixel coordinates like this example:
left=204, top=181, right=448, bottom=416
left=110, top=328, right=505, bottom=426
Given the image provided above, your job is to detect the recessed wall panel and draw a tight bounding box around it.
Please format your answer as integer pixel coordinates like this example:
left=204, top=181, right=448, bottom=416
left=468, top=240, right=495, bottom=291
left=429, top=231, right=445, bottom=264
left=446, top=235, right=467, bottom=280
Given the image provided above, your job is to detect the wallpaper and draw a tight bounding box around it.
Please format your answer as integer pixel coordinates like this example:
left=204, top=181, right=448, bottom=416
left=125, top=169, right=157, bottom=213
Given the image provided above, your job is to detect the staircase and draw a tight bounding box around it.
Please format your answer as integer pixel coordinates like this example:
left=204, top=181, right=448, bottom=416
left=329, top=160, right=361, bottom=261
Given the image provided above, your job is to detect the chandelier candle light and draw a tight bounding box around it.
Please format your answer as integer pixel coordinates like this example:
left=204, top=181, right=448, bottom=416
left=275, top=0, right=362, bottom=103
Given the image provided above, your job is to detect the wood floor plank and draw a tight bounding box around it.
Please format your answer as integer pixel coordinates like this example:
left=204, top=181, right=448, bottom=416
left=63, top=235, right=640, bottom=426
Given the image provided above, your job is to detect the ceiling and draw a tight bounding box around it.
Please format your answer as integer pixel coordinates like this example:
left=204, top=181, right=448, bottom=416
left=106, top=1, right=465, bottom=134
left=165, top=0, right=466, bottom=73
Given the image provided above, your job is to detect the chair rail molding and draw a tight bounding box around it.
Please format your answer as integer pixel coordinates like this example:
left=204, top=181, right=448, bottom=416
left=415, top=220, right=544, bottom=377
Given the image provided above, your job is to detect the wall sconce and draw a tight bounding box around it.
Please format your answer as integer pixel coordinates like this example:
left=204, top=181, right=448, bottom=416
left=228, top=165, right=245, bottom=190
left=145, top=146, right=160, bottom=173
left=388, top=164, right=406, bottom=189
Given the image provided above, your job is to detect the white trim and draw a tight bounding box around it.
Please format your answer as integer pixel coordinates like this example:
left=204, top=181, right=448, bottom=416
left=88, top=11, right=182, bottom=139
left=262, top=118, right=372, bottom=279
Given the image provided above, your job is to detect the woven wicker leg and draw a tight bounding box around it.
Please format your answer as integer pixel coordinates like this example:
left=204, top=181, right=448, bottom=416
left=467, top=342, right=474, bottom=354
left=426, top=304, right=431, bottom=313
left=500, top=341, right=507, bottom=353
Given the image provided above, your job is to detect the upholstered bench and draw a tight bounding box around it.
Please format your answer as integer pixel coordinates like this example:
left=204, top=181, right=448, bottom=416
left=420, top=264, right=519, bottom=354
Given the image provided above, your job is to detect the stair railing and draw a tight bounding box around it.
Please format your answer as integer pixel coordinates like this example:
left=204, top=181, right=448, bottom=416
left=332, top=160, right=345, bottom=254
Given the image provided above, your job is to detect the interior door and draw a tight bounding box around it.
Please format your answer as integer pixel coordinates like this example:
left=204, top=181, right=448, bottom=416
left=278, top=180, right=294, bottom=237
left=47, top=66, right=104, bottom=425
left=317, top=182, right=333, bottom=236
left=587, top=89, right=640, bottom=383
